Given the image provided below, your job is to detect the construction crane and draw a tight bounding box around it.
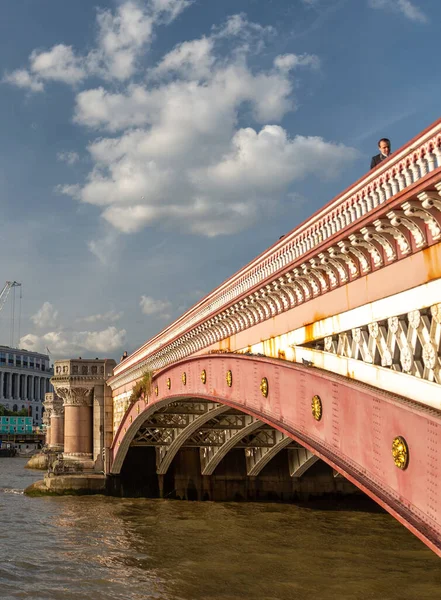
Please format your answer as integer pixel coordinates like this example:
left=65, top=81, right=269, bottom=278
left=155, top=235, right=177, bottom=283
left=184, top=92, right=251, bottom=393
left=0, top=281, right=22, bottom=347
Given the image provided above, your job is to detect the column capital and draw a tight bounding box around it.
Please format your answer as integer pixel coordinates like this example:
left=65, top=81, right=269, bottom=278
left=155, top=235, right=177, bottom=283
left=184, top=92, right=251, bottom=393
left=51, top=397, right=65, bottom=416
left=55, top=386, right=94, bottom=407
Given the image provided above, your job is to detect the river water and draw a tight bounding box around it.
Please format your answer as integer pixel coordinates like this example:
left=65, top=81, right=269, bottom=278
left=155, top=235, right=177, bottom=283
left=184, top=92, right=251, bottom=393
left=1, top=458, right=441, bottom=600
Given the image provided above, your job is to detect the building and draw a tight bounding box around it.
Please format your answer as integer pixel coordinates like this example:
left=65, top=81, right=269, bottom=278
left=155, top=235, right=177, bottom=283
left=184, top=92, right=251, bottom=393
left=0, top=416, right=33, bottom=433
left=0, top=346, right=53, bottom=426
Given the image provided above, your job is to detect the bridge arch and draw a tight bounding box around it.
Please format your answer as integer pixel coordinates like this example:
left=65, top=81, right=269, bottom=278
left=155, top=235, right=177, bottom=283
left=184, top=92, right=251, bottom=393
left=111, top=353, right=441, bottom=557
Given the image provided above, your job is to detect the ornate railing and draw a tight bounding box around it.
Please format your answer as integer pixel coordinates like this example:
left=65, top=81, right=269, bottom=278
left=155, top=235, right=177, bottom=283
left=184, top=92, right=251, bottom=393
left=112, top=117, right=441, bottom=384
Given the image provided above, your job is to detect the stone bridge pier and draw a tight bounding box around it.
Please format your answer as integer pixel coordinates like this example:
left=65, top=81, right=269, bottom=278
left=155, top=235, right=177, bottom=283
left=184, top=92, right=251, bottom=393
left=50, top=359, right=116, bottom=472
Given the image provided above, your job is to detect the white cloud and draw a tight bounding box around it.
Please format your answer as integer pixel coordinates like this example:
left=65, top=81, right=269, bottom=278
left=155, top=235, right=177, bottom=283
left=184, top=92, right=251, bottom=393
left=153, top=37, right=215, bottom=79
left=140, top=296, right=171, bottom=318
left=56, top=183, right=82, bottom=199
left=87, top=229, right=121, bottom=265
left=8, top=9, right=358, bottom=242
left=31, top=302, right=59, bottom=329
left=368, top=0, right=427, bottom=23
left=274, top=53, right=320, bottom=71
left=2, top=69, right=44, bottom=92
left=66, top=15, right=357, bottom=238
left=213, top=13, right=274, bottom=40
left=91, top=1, right=154, bottom=81
left=20, top=326, right=126, bottom=358
left=57, top=151, right=80, bottom=165
left=4, top=0, right=192, bottom=91
left=31, top=44, right=86, bottom=84
left=76, top=310, right=123, bottom=323
left=150, top=0, right=193, bottom=22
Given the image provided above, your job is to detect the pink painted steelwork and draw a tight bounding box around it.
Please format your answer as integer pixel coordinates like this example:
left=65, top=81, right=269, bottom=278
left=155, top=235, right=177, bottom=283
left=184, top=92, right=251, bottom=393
left=112, top=353, right=441, bottom=558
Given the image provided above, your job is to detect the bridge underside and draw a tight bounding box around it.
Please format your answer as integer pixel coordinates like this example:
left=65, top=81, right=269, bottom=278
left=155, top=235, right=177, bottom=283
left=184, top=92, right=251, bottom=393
left=111, top=397, right=357, bottom=502
left=111, top=354, right=441, bottom=556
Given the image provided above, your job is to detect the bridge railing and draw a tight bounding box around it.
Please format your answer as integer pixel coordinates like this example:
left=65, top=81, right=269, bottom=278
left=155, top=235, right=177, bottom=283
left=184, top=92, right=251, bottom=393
left=113, top=118, right=441, bottom=378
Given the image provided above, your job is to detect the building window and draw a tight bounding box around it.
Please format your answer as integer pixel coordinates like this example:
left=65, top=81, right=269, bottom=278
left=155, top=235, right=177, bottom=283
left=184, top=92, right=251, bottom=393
left=0, top=352, right=5, bottom=364
left=82, top=366, right=88, bottom=375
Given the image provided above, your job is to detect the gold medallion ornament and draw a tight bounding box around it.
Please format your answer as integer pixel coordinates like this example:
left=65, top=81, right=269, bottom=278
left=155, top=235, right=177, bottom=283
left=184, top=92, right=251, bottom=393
left=155, top=385, right=159, bottom=396
left=167, top=378, right=171, bottom=390
left=311, top=395, right=322, bottom=421
left=200, top=369, right=207, bottom=384
left=182, top=372, right=187, bottom=386
left=226, top=370, right=233, bottom=387
left=392, top=436, right=409, bottom=470
left=130, top=415, right=133, bottom=423
left=260, top=377, right=269, bottom=398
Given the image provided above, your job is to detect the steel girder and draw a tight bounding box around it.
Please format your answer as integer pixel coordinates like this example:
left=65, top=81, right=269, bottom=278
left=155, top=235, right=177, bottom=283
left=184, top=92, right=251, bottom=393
left=246, top=431, right=293, bottom=476
left=156, top=404, right=227, bottom=474
left=288, top=447, right=319, bottom=477
left=200, top=416, right=262, bottom=475
left=129, top=399, right=317, bottom=478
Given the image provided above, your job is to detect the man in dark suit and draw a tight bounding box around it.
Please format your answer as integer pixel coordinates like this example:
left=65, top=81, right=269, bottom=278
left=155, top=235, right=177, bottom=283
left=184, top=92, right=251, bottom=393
left=371, top=138, right=391, bottom=169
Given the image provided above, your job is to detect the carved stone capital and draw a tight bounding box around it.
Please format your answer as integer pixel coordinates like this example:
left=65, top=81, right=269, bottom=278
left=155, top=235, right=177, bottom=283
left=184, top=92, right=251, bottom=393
left=51, top=397, right=65, bottom=417
left=55, top=386, right=93, bottom=407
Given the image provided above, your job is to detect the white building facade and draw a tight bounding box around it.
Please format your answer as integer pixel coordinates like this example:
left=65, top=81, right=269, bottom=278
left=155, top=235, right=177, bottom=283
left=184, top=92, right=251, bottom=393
left=0, top=346, right=53, bottom=426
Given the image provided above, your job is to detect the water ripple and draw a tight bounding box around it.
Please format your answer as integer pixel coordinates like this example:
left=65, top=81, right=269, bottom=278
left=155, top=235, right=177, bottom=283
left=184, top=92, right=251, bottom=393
left=1, top=458, right=441, bottom=600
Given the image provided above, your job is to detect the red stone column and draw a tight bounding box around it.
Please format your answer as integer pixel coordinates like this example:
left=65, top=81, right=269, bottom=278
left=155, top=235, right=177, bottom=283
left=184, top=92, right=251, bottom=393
left=44, top=392, right=65, bottom=452
left=43, top=409, right=51, bottom=447
left=55, top=387, right=94, bottom=460
left=50, top=396, right=65, bottom=452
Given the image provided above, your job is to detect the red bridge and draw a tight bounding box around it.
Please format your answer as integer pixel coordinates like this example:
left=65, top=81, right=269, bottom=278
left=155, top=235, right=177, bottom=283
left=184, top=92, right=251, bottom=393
left=47, top=117, right=441, bottom=557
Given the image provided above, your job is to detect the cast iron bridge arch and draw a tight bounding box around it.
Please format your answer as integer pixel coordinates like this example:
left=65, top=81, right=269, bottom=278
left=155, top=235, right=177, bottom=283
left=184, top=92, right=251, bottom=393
left=112, top=353, right=441, bottom=558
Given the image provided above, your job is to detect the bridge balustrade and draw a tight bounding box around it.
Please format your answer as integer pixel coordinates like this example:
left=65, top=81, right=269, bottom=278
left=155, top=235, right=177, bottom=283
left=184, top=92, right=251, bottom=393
left=110, top=118, right=441, bottom=388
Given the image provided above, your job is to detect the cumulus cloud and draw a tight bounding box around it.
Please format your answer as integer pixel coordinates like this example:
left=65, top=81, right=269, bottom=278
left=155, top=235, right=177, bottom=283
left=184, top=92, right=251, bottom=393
left=57, top=151, right=80, bottom=165
left=76, top=310, right=123, bottom=323
left=2, top=68, right=44, bottom=92
left=3, top=0, right=192, bottom=91
left=153, top=37, right=215, bottom=79
left=66, top=17, right=357, bottom=238
left=9, top=7, right=359, bottom=243
left=274, top=53, right=320, bottom=71
left=20, top=326, right=126, bottom=357
left=213, top=12, right=274, bottom=40
left=150, top=0, right=193, bottom=23
left=368, top=0, right=427, bottom=22
left=31, top=45, right=85, bottom=84
left=140, top=296, right=172, bottom=318
left=31, top=302, right=59, bottom=329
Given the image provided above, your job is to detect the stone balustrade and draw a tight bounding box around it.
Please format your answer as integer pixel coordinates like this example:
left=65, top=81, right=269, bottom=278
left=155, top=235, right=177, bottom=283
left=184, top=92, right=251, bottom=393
left=111, top=118, right=441, bottom=390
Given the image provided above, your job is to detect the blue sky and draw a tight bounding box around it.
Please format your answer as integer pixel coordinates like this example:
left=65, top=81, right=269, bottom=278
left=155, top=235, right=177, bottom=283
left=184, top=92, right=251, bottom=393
left=0, top=0, right=439, bottom=361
